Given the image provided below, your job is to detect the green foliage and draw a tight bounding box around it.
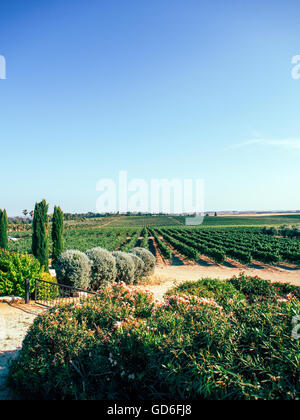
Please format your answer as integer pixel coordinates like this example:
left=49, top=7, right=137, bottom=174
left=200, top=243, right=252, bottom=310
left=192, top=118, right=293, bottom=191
left=9, top=221, right=300, bottom=269
left=52, top=206, right=64, bottom=265
left=35, top=272, right=60, bottom=301
left=86, top=247, right=117, bottom=290
left=227, top=248, right=251, bottom=264
left=8, top=283, right=154, bottom=399
left=149, top=229, right=172, bottom=259
left=228, top=273, right=277, bottom=300
left=166, top=278, right=245, bottom=310
left=130, top=247, right=156, bottom=276
left=0, top=209, right=8, bottom=250
left=8, top=278, right=300, bottom=400
left=32, top=200, right=49, bottom=271
left=0, top=250, right=42, bottom=297
left=112, top=251, right=135, bottom=284
left=251, top=250, right=280, bottom=264
left=140, top=228, right=149, bottom=249
left=56, top=250, right=91, bottom=289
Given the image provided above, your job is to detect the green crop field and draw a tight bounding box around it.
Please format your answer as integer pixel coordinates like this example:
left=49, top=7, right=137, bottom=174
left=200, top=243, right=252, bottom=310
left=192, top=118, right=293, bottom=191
left=202, top=214, right=300, bottom=227
left=8, top=213, right=300, bottom=268
left=106, top=215, right=184, bottom=226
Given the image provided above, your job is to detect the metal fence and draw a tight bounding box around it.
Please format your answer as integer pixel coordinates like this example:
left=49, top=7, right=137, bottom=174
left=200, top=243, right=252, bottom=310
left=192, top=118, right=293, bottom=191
left=33, top=278, right=98, bottom=307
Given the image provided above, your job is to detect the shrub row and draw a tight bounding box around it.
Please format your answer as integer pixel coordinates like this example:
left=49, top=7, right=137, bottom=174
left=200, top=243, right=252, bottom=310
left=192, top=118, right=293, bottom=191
left=56, top=247, right=156, bottom=290
left=8, top=274, right=300, bottom=400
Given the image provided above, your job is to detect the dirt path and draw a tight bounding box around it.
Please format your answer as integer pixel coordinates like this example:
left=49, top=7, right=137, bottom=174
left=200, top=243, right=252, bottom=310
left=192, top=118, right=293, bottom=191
left=0, top=303, right=44, bottom=400
left=142, top=264, right=300, bottom=301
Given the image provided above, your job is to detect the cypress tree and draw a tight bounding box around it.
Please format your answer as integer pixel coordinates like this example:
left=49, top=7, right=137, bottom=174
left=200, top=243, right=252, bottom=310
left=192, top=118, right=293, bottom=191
left=32, top=200, right=49, bottom=271
left=52, top=206, right=64, bottom=266
left=0, top=209, right=8, bottom=249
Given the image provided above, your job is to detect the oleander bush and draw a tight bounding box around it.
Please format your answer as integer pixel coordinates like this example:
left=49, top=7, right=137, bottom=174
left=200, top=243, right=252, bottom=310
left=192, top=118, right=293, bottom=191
left=228, top=273, right=277, bottom=301
left=0, top=250, right=43, bottom=297
left=165, top=278, right=246, bottom=310
left=56, top=250, right=91, bottom=289
left=112, top=251, right=135, bottom=284
left=130, top=247, right=156, bottom=276
left=86, top=247, right=117, bottom=290
left=8, top=277, right=300, bottom=400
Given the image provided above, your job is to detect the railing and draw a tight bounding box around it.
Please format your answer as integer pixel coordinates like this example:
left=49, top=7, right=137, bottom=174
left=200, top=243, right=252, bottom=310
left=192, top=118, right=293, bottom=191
left=33, top=278, right=98, bottom=307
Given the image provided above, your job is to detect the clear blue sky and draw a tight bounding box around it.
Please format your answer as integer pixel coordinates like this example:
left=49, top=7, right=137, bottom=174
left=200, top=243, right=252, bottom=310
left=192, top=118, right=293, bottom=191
left=1, top=0, right=300, bottom=216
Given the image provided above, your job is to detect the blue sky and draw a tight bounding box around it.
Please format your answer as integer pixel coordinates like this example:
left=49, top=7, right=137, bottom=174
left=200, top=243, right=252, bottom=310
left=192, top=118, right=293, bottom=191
left=1, top=0, right=300, bottom=216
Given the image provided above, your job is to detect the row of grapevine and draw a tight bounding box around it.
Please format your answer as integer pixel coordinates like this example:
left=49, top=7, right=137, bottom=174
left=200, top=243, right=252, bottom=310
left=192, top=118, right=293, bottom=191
left=155, top=227, right=300, bottom=266
left=148, top=229, right=173, bottom=260
left=155, top=229, right=199, bottom=261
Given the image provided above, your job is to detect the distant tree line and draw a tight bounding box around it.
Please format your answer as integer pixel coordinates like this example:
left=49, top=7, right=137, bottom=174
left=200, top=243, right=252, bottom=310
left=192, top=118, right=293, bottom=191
left=262, top=225, right=300, bottom=239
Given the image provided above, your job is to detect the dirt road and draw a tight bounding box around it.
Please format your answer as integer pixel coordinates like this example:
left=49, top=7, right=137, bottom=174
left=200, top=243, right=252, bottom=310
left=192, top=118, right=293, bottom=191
left=0, top=303, right=44, bottom=400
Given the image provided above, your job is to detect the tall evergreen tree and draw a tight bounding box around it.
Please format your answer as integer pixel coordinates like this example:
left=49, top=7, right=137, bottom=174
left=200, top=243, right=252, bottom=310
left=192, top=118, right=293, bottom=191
left=52, top=206, right=64, bottom=265
left=0, top=209, right=8, bottom=249
left=32, top=200, right=49, bottom=271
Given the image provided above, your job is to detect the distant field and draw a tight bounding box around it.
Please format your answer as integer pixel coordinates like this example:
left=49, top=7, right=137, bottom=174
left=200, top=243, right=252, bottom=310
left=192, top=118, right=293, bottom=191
left=202, top=215, right=300, bottom=226
left=106, top=215, right=184, bottom=227
left=107, top=214, right=300, bottom=227
left=7, top=214, right=300, bottom=256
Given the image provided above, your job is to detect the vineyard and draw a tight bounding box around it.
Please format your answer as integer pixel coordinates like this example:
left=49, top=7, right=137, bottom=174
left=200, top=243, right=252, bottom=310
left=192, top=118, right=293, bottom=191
left=8, top=221, right=300, bottom=269
left=150, top=227, right=300, bottom=266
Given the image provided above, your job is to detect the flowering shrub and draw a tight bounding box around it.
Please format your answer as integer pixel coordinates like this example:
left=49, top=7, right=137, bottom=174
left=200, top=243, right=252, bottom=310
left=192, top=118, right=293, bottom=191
left=130, top=247, right=156, bottom=276
left=228, top=273, right=278, bottom=301
left=56, top=250, right=91, bottom=289
left=165, top=278, right=245, bottom=310
left=112, top=251, right=135, bottom=284
left=86, top=247, right=117, bottom=290
left=8, top=277, right=300, bottom=400
left=0, top=250, right=42, bottom=297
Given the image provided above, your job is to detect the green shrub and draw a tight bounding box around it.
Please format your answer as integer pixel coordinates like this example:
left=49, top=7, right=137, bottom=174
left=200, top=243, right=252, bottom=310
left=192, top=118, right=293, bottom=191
left=129, top=253, right=145, bottom=283
left=36, top=272, right=60, bottom=301
left=0, top=250, right=42, bottom=297
left=272, top=281, right=300, bottom=300
left=8, top=279, right=300, bottom=400
left=166, top=278, right=245, bottom=310
left=228, top=273, right=276, bottom=300
left=56, top=250, right=91, bottom=289
left=8, top=283, right=154, bottom=399
left=130, top=247, right=156, bottom=276
left=86, top=247, right=117, bottom=290
left=112, top=251, right=135, bottom=284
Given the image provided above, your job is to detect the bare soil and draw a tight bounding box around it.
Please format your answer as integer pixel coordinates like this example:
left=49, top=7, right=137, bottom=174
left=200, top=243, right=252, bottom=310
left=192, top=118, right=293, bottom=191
left=0, top=303, right=44, bottom=400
